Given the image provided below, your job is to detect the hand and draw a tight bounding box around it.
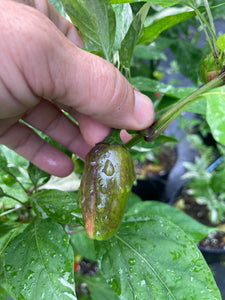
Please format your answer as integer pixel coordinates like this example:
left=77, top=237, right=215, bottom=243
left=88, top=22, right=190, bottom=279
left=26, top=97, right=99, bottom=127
left=0, top=0, right=154, bottom=177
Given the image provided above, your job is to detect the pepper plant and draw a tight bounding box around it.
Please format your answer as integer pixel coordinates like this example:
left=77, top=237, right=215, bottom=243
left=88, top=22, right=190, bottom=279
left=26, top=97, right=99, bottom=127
left=1, top=1, right=225, bottom=299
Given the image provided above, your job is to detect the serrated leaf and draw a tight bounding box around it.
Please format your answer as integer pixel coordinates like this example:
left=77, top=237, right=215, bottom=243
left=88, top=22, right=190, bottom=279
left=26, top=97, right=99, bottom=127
left=31, top=189, right=82, bottom=224
left=125, top=201, right=215, bottom=243
left=119, top=3, right=150, bottom=70
left=62, top=0, right=116, bottom=61
left=206, top=89, right=225, bottom=145
left=3, top=218, right=77, bottom=300
left=96, top=210, right=221, bottom=299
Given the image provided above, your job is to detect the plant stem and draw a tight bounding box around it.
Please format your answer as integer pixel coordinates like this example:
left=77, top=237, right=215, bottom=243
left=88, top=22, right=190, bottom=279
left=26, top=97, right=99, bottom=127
left=193, top=8, right=215, bottom=56
left=2, top=193, right=25, bottom=206
left=204, top=0, right=216, bottom=36
left=126, top=71, right=225, bottom=148
left=192, top=3, right=218, bottom=58
left=203, top=0, right=219, bottom=57
left=2, top=167, right=28, bottom=194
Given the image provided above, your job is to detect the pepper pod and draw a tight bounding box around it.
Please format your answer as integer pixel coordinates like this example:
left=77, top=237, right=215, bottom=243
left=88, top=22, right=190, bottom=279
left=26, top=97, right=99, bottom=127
left=81, top=141, right=135, bottom=241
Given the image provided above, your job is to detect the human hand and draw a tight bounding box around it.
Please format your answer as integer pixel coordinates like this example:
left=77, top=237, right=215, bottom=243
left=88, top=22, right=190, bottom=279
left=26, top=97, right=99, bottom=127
left=0, top=0, right=154, bottom=177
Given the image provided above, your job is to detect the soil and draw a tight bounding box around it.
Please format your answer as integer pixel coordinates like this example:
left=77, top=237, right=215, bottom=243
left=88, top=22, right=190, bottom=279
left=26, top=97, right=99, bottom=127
left=175, top=188, right=225, bottom=252
left=199, top=231, right=225, bottom=250
left=135, top=145, right=177, bottom=179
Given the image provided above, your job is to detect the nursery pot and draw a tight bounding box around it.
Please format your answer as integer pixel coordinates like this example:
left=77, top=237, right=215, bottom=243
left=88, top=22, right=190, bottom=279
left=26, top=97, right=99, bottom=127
left=132, top=145, right=177, bottom=202
left=198, top=231, right=225, bottom=264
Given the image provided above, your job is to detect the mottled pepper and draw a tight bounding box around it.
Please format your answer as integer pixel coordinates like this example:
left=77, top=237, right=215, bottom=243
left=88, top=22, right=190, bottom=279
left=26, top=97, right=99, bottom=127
left=81, top=142, right=135, bottom=240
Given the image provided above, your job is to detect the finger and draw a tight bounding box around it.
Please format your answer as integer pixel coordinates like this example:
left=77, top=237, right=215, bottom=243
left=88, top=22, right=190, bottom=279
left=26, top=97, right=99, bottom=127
left=71, top=111, right=111, bottom=146
left=52, top=52, right=155, bottom=131
left=0, top=122, right=74, bottom=177
left=1, top=1, right=154, bottom=131
left=22, top=99, right=91, bottom=156
left=12, top=0, right=84, bottom=47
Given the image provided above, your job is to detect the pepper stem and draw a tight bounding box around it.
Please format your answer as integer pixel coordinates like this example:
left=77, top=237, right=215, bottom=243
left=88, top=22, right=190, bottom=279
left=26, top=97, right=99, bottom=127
left=103, top=128, right=122, bottom=145
left=126, top=70, right=225, bottom=148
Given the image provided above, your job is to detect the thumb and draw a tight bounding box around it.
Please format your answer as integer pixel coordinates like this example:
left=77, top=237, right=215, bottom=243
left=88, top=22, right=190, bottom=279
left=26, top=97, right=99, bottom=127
left=3, top=1, right=154, bottom=131
left=52, top=48, right=155, bottom=130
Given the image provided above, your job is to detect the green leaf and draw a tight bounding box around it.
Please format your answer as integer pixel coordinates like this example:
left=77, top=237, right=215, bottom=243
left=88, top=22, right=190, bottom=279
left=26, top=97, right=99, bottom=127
left=62, top=0, right=116, bottom=61
left=28, top=163, right=51, bottom=188
left=139, top=10, right=196, bottom=45
left=131, top=76, right=195, bottom=98
left=112, top=3, right=133, bottom=52
left=206, top=88, right=225, bottom=145
left=171, top=39, right=203, bottom=83
left=0, top=149, right=7, bottom=168
left=119, top=3, right=150, bottom=70
left=0, top=145, right=27, bottom=169
left=31, top=189, right=82, bottom=224
left=96, top=207, right=221, bottom=299
left=83, top=274, right=119, bottom=300
left=70, top=231, right=96, bottom=261
left=3, top=218, right=77, bottom=300
left=0, top=188, right=4, bottom=197
left=110, top=0, right=183, bottom=6
left=0, top=285, right=10, bottom=300
left=134, top=44, right=167, bottom=61
left=0, top=222, right=27, bottom=256
left=125, top=201, right=215, bottom=243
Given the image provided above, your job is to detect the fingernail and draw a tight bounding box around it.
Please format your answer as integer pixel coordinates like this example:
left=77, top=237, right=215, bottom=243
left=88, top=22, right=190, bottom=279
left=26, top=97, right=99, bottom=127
left=134, top=90, right=155, bottom=127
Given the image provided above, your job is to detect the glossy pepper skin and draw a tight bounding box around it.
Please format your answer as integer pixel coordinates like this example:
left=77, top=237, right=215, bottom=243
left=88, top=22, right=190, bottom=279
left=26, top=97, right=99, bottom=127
left=81, top=142, right=135, bottom=241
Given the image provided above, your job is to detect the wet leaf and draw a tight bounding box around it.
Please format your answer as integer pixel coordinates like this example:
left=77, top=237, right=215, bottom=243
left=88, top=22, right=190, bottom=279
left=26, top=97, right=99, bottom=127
left=95, top=202, right=221, bottom=299
left=31, top=189, right=82, bottom=224
left=3, top=218, right=77, bottom=300
left=125, top=201, right=216, bottom=243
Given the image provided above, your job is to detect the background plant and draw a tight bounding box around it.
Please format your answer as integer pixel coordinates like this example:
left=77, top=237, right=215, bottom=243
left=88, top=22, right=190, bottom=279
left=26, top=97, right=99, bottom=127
left=1, top=1, right=225, bottom=299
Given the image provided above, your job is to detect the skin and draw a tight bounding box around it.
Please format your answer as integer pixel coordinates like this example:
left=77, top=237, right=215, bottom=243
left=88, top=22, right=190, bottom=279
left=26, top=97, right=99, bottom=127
left=0, top=0, right=154, bottom=177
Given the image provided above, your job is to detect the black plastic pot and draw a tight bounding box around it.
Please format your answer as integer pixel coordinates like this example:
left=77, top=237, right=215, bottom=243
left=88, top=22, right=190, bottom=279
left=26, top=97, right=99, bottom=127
left=198, top=245, right=225, bottom=264
left=132, top=174, right=168, bottom=202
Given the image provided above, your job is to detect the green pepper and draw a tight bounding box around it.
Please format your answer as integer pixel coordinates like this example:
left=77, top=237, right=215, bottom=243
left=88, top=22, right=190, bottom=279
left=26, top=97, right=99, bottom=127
left=81, top=142, right=135, bottom=241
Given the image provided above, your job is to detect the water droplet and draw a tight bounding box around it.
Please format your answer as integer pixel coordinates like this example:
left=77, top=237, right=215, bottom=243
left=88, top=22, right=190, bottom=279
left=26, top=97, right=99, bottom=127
left=128, top=258, right=136, bottom=266
left=102, top=159, right=115, bottom=176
